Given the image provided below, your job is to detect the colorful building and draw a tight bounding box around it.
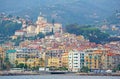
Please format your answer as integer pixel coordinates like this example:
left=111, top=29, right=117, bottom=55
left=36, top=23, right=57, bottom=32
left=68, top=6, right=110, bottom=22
left=47, top=57, right=60, bottom=67
left=61, top=52, right=69, bottom=68
left=15, top=47, right=42, bottom=67
left=0, top=47, right=5, bottom=69
left=68, top=49, right=85, bottom=72
left=6, top=49, right=16, bottom=67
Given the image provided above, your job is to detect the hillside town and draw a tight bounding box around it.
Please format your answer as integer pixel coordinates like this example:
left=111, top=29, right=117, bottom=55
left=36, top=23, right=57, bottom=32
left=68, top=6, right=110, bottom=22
left=0, top=13, right=120, bottom=74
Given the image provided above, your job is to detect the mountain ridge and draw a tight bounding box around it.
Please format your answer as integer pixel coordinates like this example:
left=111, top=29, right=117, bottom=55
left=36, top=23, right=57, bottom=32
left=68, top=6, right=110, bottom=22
left=0, top=0, right=120, bottom=25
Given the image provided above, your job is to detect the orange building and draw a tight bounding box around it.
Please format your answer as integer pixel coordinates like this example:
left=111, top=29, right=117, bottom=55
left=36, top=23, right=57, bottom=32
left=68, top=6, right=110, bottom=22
left=61, top=52, right=69, bottom=68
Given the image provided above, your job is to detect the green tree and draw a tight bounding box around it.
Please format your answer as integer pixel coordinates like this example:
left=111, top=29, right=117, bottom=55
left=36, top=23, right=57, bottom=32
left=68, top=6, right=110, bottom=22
left=0, top=20, right=22, bottom=36
left=17, top=63, right=27, bottom=69
left=0, top=57, right=3, bottom=70
left=46, top=32, right=54, bottom=36
left=117, top=64, right=120, bottom=71
left=80, top=66, right=90, bottom=73
left=37, top=32, right=45, bottom=39
left=65, top=24, right=110, bottom=44
left=39, top=58, right=44, bottom=67
left=12, top=36, right=22, bottom=46
left=15, top=60, right=18, bottom=67
left=58, top=67, right=68, bottom=71
left=4, top=58, right=11, bottom=70
left=112, top=64, right=120, bottom=72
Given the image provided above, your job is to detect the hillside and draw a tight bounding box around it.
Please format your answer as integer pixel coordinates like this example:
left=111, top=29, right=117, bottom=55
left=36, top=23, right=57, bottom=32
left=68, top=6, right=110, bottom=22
left=0, top=19, right=22, bottom=43
left=0, top=0, right=120, bottom=25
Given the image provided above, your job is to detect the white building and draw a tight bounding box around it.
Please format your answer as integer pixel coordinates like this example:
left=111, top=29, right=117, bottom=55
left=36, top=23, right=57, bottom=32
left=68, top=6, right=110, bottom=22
left=6, top=49, right=17, bottom=67
left=15, top=30, right=26, bottom=36
left=26, top=25, right=36, bottom=34
left=35, top=16, right=47, bottom=34
left=68, top=49, right=85, bottom=72
left=53, top=23, right=62, bottom=34
left=35, top=16, right=62, bottom=34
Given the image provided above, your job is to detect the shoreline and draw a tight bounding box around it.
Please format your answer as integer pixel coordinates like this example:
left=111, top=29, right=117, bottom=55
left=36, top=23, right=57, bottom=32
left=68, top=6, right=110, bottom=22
left=0, top=71, right=120, bottom=76
left=76, top=73, right=120, bottom=76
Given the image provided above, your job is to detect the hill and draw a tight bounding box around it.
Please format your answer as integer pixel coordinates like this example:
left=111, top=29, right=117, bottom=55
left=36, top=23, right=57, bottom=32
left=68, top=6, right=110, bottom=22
left=0, top=0, right=120, bottom=25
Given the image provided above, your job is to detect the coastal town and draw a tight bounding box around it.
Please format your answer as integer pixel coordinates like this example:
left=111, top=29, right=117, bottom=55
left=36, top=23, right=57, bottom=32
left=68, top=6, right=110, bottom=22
left=0, top=13, right=120, bottom=75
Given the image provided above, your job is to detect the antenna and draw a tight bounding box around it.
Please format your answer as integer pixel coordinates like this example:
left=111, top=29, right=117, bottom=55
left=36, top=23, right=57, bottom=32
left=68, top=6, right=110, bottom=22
left=39, top=12, right=42, bottom=16
left=52, top=19, right=55, bottom=26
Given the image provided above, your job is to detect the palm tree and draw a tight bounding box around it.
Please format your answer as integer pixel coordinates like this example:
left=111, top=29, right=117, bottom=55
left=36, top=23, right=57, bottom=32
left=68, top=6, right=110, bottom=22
left=4, top=58, right=11, bottom=70
left=24, top=55, right=30, bottom=70
left=15, top=60, right=18, bottom=67
left=0, top=57, right=3, bottom=70
left=39, top=58, right=44, bottom=67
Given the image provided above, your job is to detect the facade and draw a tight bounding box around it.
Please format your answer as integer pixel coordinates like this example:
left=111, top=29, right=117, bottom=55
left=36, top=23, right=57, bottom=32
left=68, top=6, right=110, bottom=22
left=53, top=23, right=62, bottom=34
left=61, top=52, right=69, bottom=68
left=84, top=51, right=99, bottom=70
left=0, top=47, right=5, bottom=60
left=15, top=47, right=42, bottom=67
left=26, top=25, right=36, bottom=34
left=35, top=16, right=62, bottom=34
left=6, top=49, right=16, bottom=67
left=47, top=57, right=60, bottom=67
left=84, top=48, right=119, bottom=70
left=68, top=50, right=85, bottom=72
left=112, top=54, right=120, bottom=69
left=15, top=30, right=26, bottom=36
left=84, top=48, right=107, bottom=70
left=46, top=49, right=65, bottom=67
left=0, top=47, right=5, bottom=69
left=36, top=16, right=47, bottom=34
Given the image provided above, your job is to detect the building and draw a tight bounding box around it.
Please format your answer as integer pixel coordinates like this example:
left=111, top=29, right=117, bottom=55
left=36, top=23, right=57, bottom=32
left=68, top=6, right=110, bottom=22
left=15, top=47, right=42, bottom=67
left=61, top=52, right=69, bottom=68
left=0, top=47, right=5, bottom=60
left=15, top=30, right=26, bottom=36
left=68, top=49, right=85, bottom=72
left=35, top=16, right=62, bottom=34
left=84, top=48, right=118, bottom=70
left=46, top=49, right=65, bottom=67
left=6, top=49, right=16, bottom=67
left=53, top=23, right=62, bottom=34
left=35, top=16, right=47, bottom=34
left=84, top=49, right=99, bottom=70
left=47, top=57, right=60, bottom=67
left=0, top=47, right=5, bottom=69
left=26, top=25, right=36, bottom=34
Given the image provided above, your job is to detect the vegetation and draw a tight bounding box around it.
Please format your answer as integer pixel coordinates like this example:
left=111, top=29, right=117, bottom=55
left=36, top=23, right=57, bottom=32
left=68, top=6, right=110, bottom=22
left=0, top=20, right=22, bottom=36
left=80, top=66, right=90, bottom=73
left=113, top=64, right=120, bottom=72
left=37, top=32, right=45, bottom=39
left=16, top=63, right=27, bottom=69
left=58, top=67, right=68, bottom=71
left=0, top=20, right=22, bottom=44
left=65, top=24, right=110, bottom=44
left=0, top=57, right=3, bottom=70
left=12, top=36, right=23, bottom=46
left=2, top=58, right=12, bottom=70
left=31, top=66, right=40, bottom=71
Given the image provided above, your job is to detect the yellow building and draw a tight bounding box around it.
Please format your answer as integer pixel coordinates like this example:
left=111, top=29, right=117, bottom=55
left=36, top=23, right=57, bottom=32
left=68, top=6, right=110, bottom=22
left=27, top=25, right=36, bottom=34
left=47, top=57, right=60, bottom=67
left=11, top=35, right=18, bottom=40
left=0, top=47, right=5, bottom=60
left=15, top=48, right=43, bottom=68
left=26, top=58, right=40, bottom=67
left=0, top=47, right=5, bottom=69
left=84, top=49, right=102, bottom=69
left=16, top=57, right=41, bottom=68
left=85, top=48, right=110, bottom=70
left=61, top=52, right=69, bottom=68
